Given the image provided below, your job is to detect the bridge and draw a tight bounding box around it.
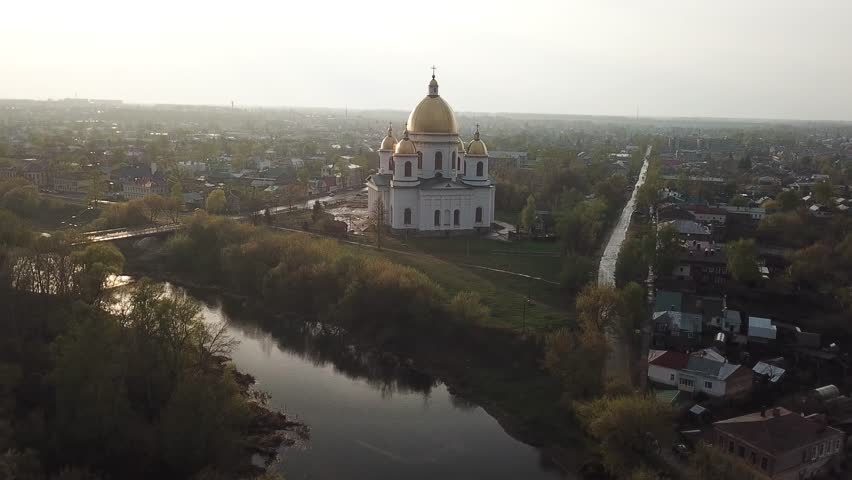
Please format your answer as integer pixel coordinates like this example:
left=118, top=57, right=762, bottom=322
left=79, top=224, right=182, bottom=244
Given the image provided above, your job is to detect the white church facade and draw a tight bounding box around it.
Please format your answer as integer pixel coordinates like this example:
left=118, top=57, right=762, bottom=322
left=366, top=73, right=495, bottom=234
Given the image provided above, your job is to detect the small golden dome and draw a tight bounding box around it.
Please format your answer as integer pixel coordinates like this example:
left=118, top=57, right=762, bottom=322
left=466, top=124, right=487, bottom=156
left=395, top=127, right=417, bottom=155
left=380, top=123, right=397, bottom=150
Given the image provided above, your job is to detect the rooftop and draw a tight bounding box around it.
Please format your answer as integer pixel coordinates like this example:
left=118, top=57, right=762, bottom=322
left=715, top=408, right=843, bottom=455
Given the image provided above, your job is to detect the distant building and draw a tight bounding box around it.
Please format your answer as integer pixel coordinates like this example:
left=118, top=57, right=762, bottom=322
left=489, top=151, right=530, bottom=169
left=712, top=408, right=845, bottom=479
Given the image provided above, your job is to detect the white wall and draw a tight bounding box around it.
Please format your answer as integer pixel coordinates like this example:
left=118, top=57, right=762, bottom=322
left=648, top=365, right=678, bottom=386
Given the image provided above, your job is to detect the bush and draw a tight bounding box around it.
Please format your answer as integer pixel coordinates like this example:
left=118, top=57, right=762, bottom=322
left=449, top=291, right=490, bottom=324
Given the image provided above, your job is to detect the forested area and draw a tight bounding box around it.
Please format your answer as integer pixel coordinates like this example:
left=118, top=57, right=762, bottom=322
left=160, top=213, right=490, bottom=346
left=0, top=209, right=285, bottom=479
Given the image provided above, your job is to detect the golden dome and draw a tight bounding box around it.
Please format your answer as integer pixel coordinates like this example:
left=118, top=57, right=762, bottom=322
left=407, top=75, right=458, bottom=134
left=466, top=124, right=487, bottom=156
left=380, top=123, right=397, bottom=150
left=395, top=127, right=417, bottom=155
left=457, top=137, right=465, bottom=153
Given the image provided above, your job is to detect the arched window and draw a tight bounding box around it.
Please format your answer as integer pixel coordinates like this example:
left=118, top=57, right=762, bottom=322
left=453, top=209, right=460, bottom=226
left=434, top=210, right=441, bottom=226
left=451, top=151, right=457, bottom=169
left=417, top=152, right=423, bottom=169
left=435, top=151, right=443, bottom=170
left=404, top=208, right=412, bottom=225
left=475, top=207, right=483, bottom=223
left=476, top=161, right=484, bottom=176
left=389, top=158, right=395, bottom=172
left=443, top=209, right=450, bottom=225
left=404, top=161, right=412, bottom=177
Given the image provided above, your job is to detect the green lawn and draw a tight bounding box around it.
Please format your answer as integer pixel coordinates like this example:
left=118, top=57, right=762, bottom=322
left=339, top=235, right=571, bottom=332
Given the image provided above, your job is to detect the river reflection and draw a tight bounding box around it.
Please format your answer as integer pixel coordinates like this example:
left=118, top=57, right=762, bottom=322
left=174, top=285, right=571, bottom=480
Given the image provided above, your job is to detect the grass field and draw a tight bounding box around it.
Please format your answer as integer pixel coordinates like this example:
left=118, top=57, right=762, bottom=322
left=342, top=234, right=571, bottom=332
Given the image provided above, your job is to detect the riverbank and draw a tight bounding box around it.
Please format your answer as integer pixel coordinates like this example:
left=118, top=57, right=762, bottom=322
left=119, top=241, right=590, bottom=476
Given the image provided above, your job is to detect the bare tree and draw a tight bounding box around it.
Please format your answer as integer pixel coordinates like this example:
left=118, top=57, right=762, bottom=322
left=370, top=196, right=386, bottom=249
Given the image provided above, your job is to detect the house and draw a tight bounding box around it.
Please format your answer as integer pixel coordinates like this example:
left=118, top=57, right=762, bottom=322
left=673, top=242, right=728, bottom=287
left=653, top=310, right=704, bottom=349
left=52, top=173, right=93, bottom=193
left=748, top=317, right=777, bottom=343
left=661, top=219, right=712, bottom=240
left=112, top=163, right=167, bottom=199
left=712, top=407, right=845, bottom=480
left=647, top=348, right=752, bottom=398
left=809, top=204, right=832, bottom=218
left=685, top=205, right=728, bottom=224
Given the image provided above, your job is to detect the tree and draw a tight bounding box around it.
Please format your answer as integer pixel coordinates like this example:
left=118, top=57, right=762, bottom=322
left=2, top=185, right=41, bottom=218
left=618, top=282, right=646, bottom=343
left=776, top=190, right=800, bottom=211
left=544, top=327, right=609, bottom=400
left=616, top=236, right=648, bottom=287
left=655, top=224, right=683, bottom=277
left=738, top=152, right=752, bottom=171
left=574, top=394, right=674, bottom=476
left=560, top=254, right=596, bottom=292
left=85, top=170, right=107, bottom=205
left=730, top=194, right=750, bottom=207
left=142, top=194, right=167, bottom=222
left=726, top=238, right=759, bottom=283
left=71, top=243, right=125, bottom=304
left=814, top=179, right=833, bottom=205
left=521, top=194, right=537, bottom=234
left=206, top=189, right=226, bottom=214
left=370, top=196, right=385, bottom=249
left=688, top=442, right=770, bottom=480
left=575, top=283, right=625, bottom=332
left=311, top=200, right=325, bottom=224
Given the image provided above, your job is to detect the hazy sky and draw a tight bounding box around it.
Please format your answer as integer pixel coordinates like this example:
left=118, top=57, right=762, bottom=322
left=3, top=0, right=851, bottom=121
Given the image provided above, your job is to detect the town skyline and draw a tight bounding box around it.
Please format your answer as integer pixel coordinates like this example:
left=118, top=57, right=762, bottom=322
left=4, top=0, right=852, bottom=122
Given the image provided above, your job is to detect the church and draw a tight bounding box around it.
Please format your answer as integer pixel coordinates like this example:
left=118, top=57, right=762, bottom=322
left=366, top=72, right=495, bottom=234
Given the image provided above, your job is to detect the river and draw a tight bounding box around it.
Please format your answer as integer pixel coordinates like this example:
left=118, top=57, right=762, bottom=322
left=169, top=284, right=573, bottom=480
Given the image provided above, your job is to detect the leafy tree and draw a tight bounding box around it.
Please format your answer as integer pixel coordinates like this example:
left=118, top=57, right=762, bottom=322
left=726, top=238, right=759, bottom=283
left=655, top=224, right=683, bottom=277
left=560, top=254, right=596, bottom=292
left=787, top=243, right=832, bottom=291
left=776, top=190, right=800, bottom=211
left=813, top=179, right=833, bottom=205
left=142, top=194, right=167, bottom=222
left=575, top=283, right=625, bottom=332
left=521, top=194, right=536, bottom=234
left=730, top=195, right=750, bottom=207
left=2, top=185, right=41, bottom=218
left=71, top=243, right=125, bottom=304
left=688, top=442, right=770, bottom=480
left=50, top=312, right=141, bottom=468
left=544, top=327, right=608, bottom=400
left=159, top=371, right=250, bottom=476
left=619, top=282, right=646, bottom=343
left=616, top=236, right=648, bottom=287
left=738, top=152, right=752, bottom=171
left=206, top=189, right=227, bottom=214
left=574, top=394, right=674, bottom=476
left=311, top=200, right=325, bottom=223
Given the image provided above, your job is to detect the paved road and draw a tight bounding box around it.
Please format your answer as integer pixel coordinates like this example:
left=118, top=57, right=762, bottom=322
left=597, top=145, right=651, bottom=385
left=598, top=145, right=651, bottom=286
